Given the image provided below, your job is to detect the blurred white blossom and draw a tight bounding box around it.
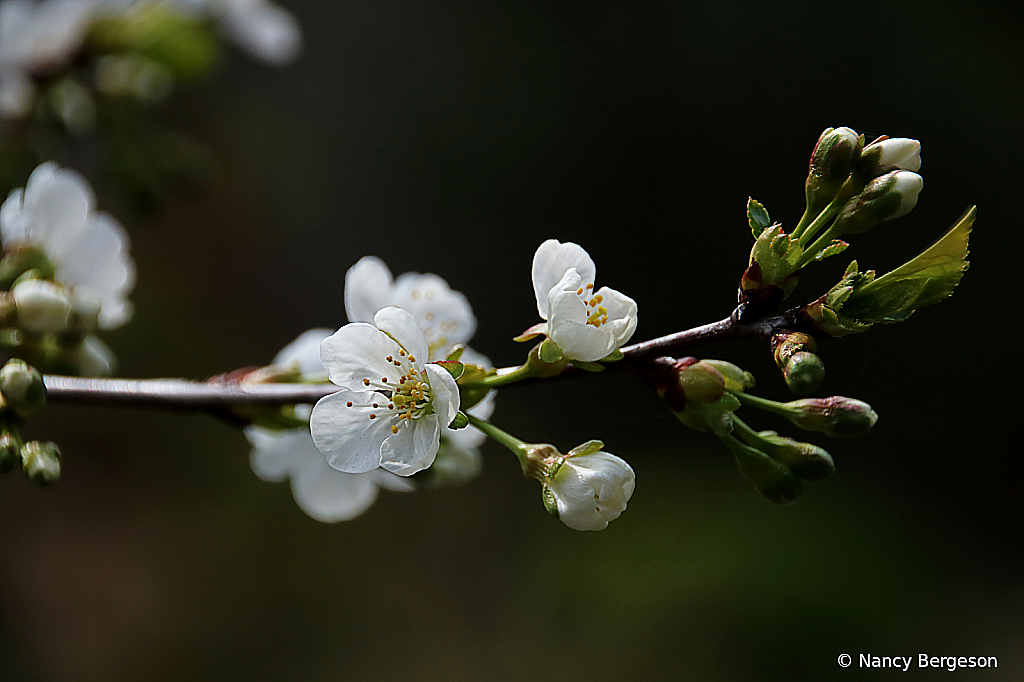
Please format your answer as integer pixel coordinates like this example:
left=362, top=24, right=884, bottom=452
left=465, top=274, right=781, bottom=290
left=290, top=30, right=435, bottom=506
left=311, top=307, right=461, bottom=476
left=246, top=329, right=412, bottom=523
left=1, top=162, right=135, bottom=329
left=531, top=239, right=637, bottom=362
left=162, top=0, right=300, bottom=64
left=1, top=161, right=134, bottom=327
left=0, top=0, right=102, bottom=117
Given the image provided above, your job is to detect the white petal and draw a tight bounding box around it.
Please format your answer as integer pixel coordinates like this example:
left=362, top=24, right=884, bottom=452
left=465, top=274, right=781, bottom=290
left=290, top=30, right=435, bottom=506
left=592, top=286, right=638, bottom=347
left=545, top=268, right=587, bottom=322
left=0, top=188, right=28, bottom=245
left=272, top=328, right=333, bottom=376
left=310, top=390, right=396, bottom=473
left=320, top=322, right=402, bottom=390
left=22, top=162, right=93, bottom=251
left=223, top=2, right=302, bottom=65
left=391, top=272, right=476, bottom=360
left=373, top=306, right=429, bottom=365
left=380, top=415, right=440, bottom=476
left=246, top=426, right=304, bottom=482
left=429, top=438, right=483, bottom=487
left=546, top=272, right=616, bottom=361
left=344, top=256, right=393, bottom=324
left=532, top=239, right=596, bottom=319
left=290, top=455, right=381, bottom=523
left=424, top=363, right=460, bottom=427
left=71, top=334, right=116, bottom=376
left=370, top=468, right=416, bottom=492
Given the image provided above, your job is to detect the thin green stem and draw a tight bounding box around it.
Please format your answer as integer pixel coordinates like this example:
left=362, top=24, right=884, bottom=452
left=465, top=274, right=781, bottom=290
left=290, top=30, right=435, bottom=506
left=731, top=390, right=793, bottom=418
left=461, top=362, right=537, bottom=389
left=795, top=225, right=841, bottom=270
left=730, top=413, right=766, bottom=448
left=790, top=206, right=814, bottom=240
left=465, top=412, right=529, bottom=463
left=792, top=197, right=841, bottom=244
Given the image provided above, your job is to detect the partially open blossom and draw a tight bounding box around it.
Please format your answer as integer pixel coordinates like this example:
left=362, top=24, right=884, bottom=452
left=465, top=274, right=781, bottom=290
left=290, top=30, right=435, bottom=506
left=538, top=442, right=635, bottom=531
left=1, top=162, right=135, bottom=329
left=529, top=239, right=637, bottom=362
left=246, top=329, right=413, bottom=522
left=10, top=278, right=72, bottom=333
left=310, top=307, right=461, bottom=476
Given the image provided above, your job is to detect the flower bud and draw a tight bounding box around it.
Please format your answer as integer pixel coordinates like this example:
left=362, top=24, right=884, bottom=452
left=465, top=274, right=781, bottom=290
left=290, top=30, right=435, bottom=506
left=0, top=246, right=56, bottom=288
left=755, top=430, right=835, bottom=481
left=805, top=127, right=862, bottom=213
left=0, top=431, right=20, bottom=473
left=21, top=441, right=61, bottom=486
left=702, top=359, right=755, bottom=393
left=533, top=441, right=635, bottom=531
left=782, top=351, right=825, bottom=395
left=830, top=170, right=924, bottom=236
left=0, top=359, right=46, bottom=418
left=782, top=396, right=878, bottom=437
left=722, top=435, right=802, bottom=504
left=857, top=136, right=921, bottom=176
left=678, top=360, right=726, bottom=404
left=11, top=279, right=73, bottom=334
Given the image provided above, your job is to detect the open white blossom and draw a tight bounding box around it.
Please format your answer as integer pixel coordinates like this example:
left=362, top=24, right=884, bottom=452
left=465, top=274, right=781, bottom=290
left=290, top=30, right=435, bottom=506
left=0, top=0, right=102, bottom=117
left=345, top=256, right=493, bottom=483
left=246, top=329, right=412, bottom=523
left=345, top=255, right=476, bottom=362
left=1, top=162, right=135, bottom=329
left=530, top=239, right=637, bottom=362
left=311, top=307, right=461, bottom=477
left=545, top=446, right=635, bottom=531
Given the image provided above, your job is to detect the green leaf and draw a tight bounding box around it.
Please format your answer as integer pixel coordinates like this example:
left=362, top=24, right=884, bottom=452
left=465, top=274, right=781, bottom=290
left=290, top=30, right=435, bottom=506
left=843, top=206, right=974, bottom=323
left=747, top=197, right=772, bottom=237
left=749, top=225, right=804, bottom=286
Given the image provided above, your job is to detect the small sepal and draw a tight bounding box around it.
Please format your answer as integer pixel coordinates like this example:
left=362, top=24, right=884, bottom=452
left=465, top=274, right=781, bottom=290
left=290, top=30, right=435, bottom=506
left=435, top=360, right=465, bottom=380
left=448, top=412, right=470, bottom=430
left=514, top=322, right=548, bottom=343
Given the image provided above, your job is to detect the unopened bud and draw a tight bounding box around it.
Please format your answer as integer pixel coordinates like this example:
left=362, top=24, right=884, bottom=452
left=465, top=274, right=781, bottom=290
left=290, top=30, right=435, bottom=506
left=722, top=435, right=802, bottom=504
left=783, top=396, right=878, bottom=437
left=755, top=430, right=835, bottom=481
left=678, top=360, right=726, bottom=404
left=0, top=246, right=56, bottom=288
left=0, top=359, right=46, bottom=418
left=21, top=441, right=61, bottom=485
left=830, top=170, right=923, bottom=236
left=702, top=359, right=755, bottom=393
left=857, top=136, right=921, bottom=176
left=806, top=127, right=862, bottom=213
left=782, top=351, right=825, bottom=395
left=11, top=279, right=72, bottom=333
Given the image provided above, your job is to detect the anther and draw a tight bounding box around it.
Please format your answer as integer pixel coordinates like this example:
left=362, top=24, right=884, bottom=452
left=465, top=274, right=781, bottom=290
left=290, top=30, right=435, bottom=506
left=576, top=287, right=584, bottom=295
left=372, top=403, right=379, bottom=408
left=408, top=356, right=416, bottom=362
left=369, top=414, right=377, bottom=420
left=362, top=379, right=370, bottom=386
left=391, top=425, right=398, bottom=434
left=346, top=401, right=353, bottom=407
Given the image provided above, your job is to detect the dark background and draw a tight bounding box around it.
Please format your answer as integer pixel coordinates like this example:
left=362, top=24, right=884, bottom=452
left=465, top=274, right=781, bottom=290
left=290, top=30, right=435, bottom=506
left=2, top=1, right=1021, bottom=680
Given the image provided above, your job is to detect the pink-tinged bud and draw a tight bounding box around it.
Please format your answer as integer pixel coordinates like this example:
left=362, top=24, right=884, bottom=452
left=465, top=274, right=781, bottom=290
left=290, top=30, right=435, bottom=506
left=783, top=396, right=878, bottom=437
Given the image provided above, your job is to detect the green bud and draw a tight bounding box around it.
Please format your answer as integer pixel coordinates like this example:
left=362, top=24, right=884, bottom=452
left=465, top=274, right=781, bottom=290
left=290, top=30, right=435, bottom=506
left=754, top=430, right=835, bottom=481
left=678, top=361, right=726, bottom=404
left=21, top=441, right=61, bottom=486
left=0, top=246, right=56, bottom=289
left=0, top=359, right=46, bottom=418
left=830, top=170, right=924, bottom=236
left=702, top=359, right=755, bottom=393
left=783, top=396, right=878, bottom=437
left=0, top=431, right=20, bottom=473
left=805, top=127, right=862, bottom=215
left=782, top=351, right=825, bottom=395
left=721, top=434, right=802, bottom=505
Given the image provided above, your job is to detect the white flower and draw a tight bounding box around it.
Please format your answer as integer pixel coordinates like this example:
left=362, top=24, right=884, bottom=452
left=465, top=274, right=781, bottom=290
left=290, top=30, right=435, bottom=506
left=246, top=329, right=412, bottom=523
left=311, top=307, right=461, bottom=476
left=530, top=239, right=637, bottom=362
left=344, top=255, right=476, bottom=362
left=0, top=0, right=101, bottom=117
left=545, top=446, right=635, bottom=531
left=1, top=162, right=135, bottom=329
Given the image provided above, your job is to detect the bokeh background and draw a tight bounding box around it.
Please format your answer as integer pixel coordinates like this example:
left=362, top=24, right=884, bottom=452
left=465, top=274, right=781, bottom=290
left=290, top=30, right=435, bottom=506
left=2, top=1, right=1022, bottom=680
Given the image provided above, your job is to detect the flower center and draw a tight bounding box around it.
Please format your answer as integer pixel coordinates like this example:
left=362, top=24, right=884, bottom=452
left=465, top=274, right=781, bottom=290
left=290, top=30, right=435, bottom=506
left=574, top=283, right=608, bottom=328
left=347, top=348, right=433, bottom=434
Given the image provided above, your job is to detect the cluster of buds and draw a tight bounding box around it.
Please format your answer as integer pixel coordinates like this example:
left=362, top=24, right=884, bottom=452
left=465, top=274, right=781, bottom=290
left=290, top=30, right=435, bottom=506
left=0, top=358, right=60, bottom=485
left=646, top=354, right=877, bottom=504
